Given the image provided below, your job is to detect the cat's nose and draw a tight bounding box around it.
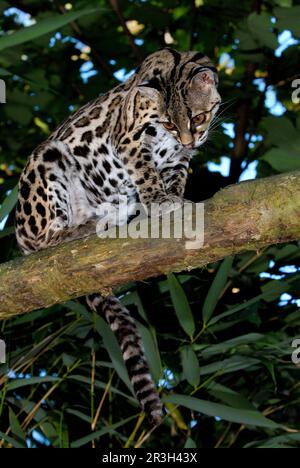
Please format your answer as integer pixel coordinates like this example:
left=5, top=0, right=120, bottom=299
left=180, top=132, right=193, bottom=148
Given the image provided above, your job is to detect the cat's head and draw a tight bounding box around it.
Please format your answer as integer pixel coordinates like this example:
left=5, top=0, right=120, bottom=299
left=137, top=49, right=221, bottom=149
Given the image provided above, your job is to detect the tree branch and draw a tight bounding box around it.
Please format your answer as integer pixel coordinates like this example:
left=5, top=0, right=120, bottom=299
left=0, top=171, right=299, bottom=318
left=109, top=0, right=143, bottom=63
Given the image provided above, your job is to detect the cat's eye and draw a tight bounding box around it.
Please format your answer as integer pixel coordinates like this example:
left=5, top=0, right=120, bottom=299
left=192, top=113, right=206, bottom=126
left=162, top=121, right=176, bottom=131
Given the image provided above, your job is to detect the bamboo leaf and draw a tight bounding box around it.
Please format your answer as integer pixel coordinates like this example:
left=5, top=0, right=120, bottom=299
left=136, top=321, right=162, bottom=382
left=6, top=376, right=60, bottom=391
left=167, top=273, right=195, bottom=337
left=199, top=355, right=260, bottom=376
left=202, top=256, right=233, bottom=323
left=9, top=408, right=27, bottom=447
left=0, top=185, right=18, bottom=224
left=0, top=9, right=101, bottom=52
left=184, top=437, right=197, bottom=448
left=164, top=394, right=279, bottom=429
left=180, top=345, right=200, bottom=387
left=70, top=415, right=137, bottom=448
left=95, top=316, right=132, bottom=392
left=0, top=226, right=15, bottom=239
left=0, top=430, right=25, bottom=448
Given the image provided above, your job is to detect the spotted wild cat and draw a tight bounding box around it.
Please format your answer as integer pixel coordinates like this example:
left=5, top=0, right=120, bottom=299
left=16, top=48, right=221, bottom=425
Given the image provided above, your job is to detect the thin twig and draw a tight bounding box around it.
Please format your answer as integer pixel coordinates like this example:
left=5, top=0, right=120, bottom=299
left=109, top=0, right=143, bottom=63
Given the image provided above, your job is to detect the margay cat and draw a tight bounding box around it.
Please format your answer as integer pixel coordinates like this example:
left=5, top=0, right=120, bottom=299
left=16, top=48, right=220, bottom=426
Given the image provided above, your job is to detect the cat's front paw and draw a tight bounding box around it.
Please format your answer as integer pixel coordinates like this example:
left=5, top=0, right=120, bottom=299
left=152, top=194, right=183, bottom=215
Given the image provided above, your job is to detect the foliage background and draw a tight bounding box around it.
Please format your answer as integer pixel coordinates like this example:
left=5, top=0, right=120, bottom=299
left=0, top=0, right=300, bottom=449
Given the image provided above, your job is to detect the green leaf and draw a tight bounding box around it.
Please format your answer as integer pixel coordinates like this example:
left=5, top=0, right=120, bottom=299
left=95, top=316, right=132, bottom=392
left=136, top=321, right=162, bottom=382
left=7, top=376, right=60, bottom=391
left=173, top=6, right=190, bottom=20
left=199, top=355, right=260, bottom=376
left=167, top=273, right=195, bottom=337
left=184, top=437, right=197, bottom=448
left=205, top=382, right=256, bottom=410
left=208, top=276, right=296, bottom=326
left=0, top=226, right=15, bottom=239
left=9, top=408, right=27, bottom=447
left=198, top=333, right=266, bottom=358
left=264, top=361, right=277, bottom=391
left=202, top=257, right=233, bottom=323
left=275, top=6, right=300, bottom=37
left=247, top=13, right=278, bottom=49
left=121, top=291, right=148, bottom=322
left=244, top=432, right=300, bottom=448
left=0, top=9, right=101, bottom=52
left=262, top=148, right=300, bottom=172
left=261, top=117, right=300, bottom=172
left=261, top=280, right=288, bottom=302
left=164, top=394, right=279, bottom=429
left=0, top=67, right=11, bottom=77
left=70, top=415, right=137, bottom=448
left=0, top=184, right=18, bottom=224
left=262, top=116, right=300, bottom=153
left=180, top=345, right=200, bottom=387
left=0, top=430, right=25, bottom=448
left=5, top=103, right=32, bottom=125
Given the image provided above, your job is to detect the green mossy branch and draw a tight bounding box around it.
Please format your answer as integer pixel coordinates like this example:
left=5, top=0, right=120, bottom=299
left=0, top=171, right=299, bottom=318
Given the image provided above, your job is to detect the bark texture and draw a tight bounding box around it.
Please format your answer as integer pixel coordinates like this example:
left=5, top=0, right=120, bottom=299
left=0, top=171, right=299, bottom=318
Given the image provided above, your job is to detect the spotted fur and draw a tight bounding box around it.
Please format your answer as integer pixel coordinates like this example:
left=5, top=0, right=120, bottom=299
left=16, top=48, right=220, bottom=425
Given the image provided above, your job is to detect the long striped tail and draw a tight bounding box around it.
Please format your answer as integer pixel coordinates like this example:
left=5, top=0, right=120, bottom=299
left=86, top=293, right=163, bottom=426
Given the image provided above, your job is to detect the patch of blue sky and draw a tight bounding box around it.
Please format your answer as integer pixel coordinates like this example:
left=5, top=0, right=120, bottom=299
left=254, top=79, right=286, bottom=116
left=49, top=32, right=62, bottom=48
left=7, top=370, right=32, bottom=379
left=0, top=215, right=8, bottom=231
left=114, top=68, right=135, bottom=82
left=26, top=438, right=37, bottom=448
left=279, top=265, right=299, bottom=274
left=80, top=60, right=98, bottom=83
left=253, top=78, right=266, bottom=93
left=260, top=272, right=285, bottom=280
left=275, top=30, right=299, bottom=57
left=280, top=293, right=292, bottom=302
left=49, top=33, right=88, bottom=54
left=7, top=369, right=16, bottom=379
left=248, top=134, right=263, bottom=149
left=279, top=293, right=300, bottom=308
left=3, top=7, right=35, bottom=26
left=219, top=52, right=235, bottom=69
left=265, top=87, right=286, bottom=116
left=134, top=38, right=144, bottom=46
left=239, top=161, right=258, bottom=182
left=207, top=156, right=231, bottom=177
left=31, top=430, right=51, bottom=447
left=222, top=122, right=235, bottom=138
left=158, top=368, right=176, bottom=389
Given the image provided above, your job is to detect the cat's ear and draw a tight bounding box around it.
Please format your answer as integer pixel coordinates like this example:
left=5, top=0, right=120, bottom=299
left=137, top=80, right=162, bottom=102
left=190, top=69, right=216, bottom=94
